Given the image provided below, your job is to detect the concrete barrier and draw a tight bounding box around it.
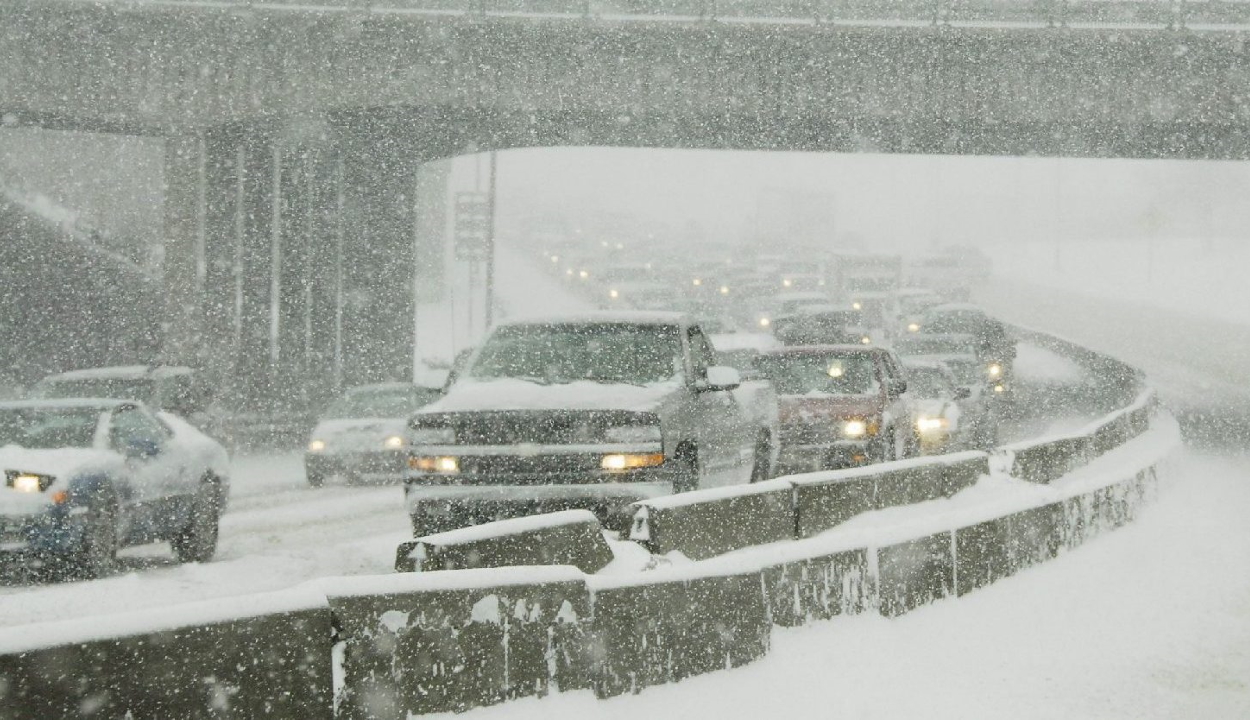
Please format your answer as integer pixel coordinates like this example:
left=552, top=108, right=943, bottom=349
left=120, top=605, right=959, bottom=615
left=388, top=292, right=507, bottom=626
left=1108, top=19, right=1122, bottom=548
left=0, top=589, right=332, bottom=720
left=588, top=568, right=770, bottom=698
left=876, top=531, right=956, bottom=617
left=793, top=452, right=989, bottom=538
left=325, top=566, right=592, bottom=718
left=759, top=548, right=873, bottom=627
left=395, top=509, right=614, bottom=574
left=629, top=480, right=796, bottom=559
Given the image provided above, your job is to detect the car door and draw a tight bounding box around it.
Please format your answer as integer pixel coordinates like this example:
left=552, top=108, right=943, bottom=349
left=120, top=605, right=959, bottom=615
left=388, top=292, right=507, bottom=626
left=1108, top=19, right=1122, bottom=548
left=108, top=406, right=188, bottom=510
left=686, top=326, right=751, bottom=485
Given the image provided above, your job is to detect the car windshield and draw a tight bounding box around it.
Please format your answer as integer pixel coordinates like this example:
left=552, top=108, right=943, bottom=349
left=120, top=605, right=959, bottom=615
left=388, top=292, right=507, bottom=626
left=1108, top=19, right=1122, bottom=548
left=33, top=377, right=155, bottom=404
left=905, top=367, right=952, bottom=398
left=468, top=323, right=683, bottom=386
left=894, top=337, right=979, bottom=357
left=323, top=388, right=440, bottom=419
left=755, top=353, right=879, bottom=396
left=922, top=311, right=989, bottom=334
left=717, top=349, right=760, bottom=373
left=0, top=407, right=100, bottom=449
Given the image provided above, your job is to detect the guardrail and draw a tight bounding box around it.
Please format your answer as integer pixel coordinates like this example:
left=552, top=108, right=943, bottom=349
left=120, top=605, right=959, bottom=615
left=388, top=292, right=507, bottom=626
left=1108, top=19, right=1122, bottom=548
left=0, top=324, right=1176, bottom=718
left=28, top=0, right=1250, bottom=31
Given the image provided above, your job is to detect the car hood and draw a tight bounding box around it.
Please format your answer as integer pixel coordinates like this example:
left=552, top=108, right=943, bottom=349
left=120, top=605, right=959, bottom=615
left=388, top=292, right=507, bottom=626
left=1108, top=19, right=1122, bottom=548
left=426, top=379, right=680, bottom=414
left=778, top=395, right=882, bottom=423
left=311, top=417, right=408, bottom=439
left=0, top=446, right=117, bottom=484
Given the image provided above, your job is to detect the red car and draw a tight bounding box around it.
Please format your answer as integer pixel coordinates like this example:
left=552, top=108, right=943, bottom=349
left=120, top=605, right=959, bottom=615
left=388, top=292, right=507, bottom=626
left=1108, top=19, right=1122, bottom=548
left=753, top=345, right=916, bottom=474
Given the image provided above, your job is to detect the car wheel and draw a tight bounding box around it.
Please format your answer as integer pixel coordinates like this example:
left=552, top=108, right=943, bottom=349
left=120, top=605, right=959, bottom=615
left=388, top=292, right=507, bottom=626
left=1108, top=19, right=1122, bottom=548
left=672, top=449, right=700, bottom=493
left=172, top=482, right=222, bottom=564
left=306, top=468, right=325, bottom=488
left=76, top=501, right=118, bottom=580
left=749, top=432, right=772, bottom=483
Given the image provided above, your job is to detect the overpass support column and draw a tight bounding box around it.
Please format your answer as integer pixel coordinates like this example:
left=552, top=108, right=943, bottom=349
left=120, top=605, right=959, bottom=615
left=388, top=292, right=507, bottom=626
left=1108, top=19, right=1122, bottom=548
left=161, top=134, right=208, bottom=366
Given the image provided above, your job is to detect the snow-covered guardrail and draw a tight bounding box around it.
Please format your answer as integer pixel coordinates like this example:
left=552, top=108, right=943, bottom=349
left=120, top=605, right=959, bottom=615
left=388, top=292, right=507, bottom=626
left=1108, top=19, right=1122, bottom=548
left=0, top=325, right=1176, bottom=719
left=394, top=509, right=614, bottom=574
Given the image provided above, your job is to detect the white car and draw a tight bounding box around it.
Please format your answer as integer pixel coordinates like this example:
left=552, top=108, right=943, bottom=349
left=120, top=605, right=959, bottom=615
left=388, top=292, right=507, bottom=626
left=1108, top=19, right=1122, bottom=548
left=305, top=383, right=443, bottom=487
left=0, top=399, right=230, bottom=578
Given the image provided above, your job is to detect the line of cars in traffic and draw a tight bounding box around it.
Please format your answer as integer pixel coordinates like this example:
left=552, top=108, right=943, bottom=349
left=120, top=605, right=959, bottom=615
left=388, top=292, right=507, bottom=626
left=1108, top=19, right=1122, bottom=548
left=1, top=243, right=1010, bottom=574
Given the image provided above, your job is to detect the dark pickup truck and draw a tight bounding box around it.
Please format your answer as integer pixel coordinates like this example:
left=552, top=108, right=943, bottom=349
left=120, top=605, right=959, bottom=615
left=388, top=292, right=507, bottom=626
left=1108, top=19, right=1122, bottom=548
left=403, top=312, right=778, bottom=534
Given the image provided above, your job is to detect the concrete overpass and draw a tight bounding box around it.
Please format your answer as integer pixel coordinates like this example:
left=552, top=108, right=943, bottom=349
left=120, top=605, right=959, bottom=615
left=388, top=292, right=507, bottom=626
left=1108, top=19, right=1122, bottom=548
left=5, top=0, right=1249, bottom=408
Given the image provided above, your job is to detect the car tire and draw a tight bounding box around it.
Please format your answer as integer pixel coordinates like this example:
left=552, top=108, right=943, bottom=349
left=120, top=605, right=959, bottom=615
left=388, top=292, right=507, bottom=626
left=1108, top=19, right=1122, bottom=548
left=749, top=432, right=772, bottom=483
left=76, top=501, right=118, bottom=580
left=172, top=481, right=222, bottom=564
left=306, top=468, right=325, bottom=488
left=672, top=449, right=700, bottom=494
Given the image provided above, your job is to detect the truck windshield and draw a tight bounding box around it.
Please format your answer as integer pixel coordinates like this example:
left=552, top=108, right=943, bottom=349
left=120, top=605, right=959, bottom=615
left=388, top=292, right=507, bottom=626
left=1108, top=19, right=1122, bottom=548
left=755, top=353, right=879, bottom=396
left=323, top=388, right=440, bottom=419
left=468, top=323, right=683, bottom=386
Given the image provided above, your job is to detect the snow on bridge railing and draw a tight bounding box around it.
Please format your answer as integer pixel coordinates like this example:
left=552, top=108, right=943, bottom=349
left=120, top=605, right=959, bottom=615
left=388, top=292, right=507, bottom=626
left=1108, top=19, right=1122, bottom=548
left=24, top=0, right=1250, bottom=29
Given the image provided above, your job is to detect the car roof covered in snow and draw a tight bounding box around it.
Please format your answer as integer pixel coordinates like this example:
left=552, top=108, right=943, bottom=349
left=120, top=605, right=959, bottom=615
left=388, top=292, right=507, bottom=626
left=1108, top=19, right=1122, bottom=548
left=759, top=345, right=881, bottom=358
left=495, top=311, right=688, bottom=328
left=39, top=365, right=193, bottom=382
left=0, top=398, right=131, bottom=412
left=345, top=382, right=442, bottom=395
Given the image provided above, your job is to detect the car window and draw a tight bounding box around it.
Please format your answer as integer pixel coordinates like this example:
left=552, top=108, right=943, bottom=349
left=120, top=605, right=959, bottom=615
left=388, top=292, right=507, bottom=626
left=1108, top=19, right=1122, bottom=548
left=686, top=327, right=716, bottom=381
left=110, top=407, right=169, bottom=450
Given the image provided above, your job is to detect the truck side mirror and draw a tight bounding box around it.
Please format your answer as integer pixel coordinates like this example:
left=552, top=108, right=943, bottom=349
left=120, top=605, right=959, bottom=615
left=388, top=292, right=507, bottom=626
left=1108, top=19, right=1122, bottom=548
left=696, top=366, right=741, bottom=392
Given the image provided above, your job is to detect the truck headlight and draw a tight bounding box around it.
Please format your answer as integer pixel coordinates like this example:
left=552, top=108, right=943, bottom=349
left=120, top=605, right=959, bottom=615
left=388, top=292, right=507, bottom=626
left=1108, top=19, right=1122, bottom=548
left=383, top=435, right=406, bottom=450
left=604, top=425, right=662, bottom=443
left=409, top=427, right=454, bottom=444
left=307, top=439, right=326, bottom=453
left=601, top=453, right=665, bottom=471
left=842, top=419, right=868, bottom=438
left=988, top=363, right=1003, bottom=378
left=916, top=416, right=949, bottom=433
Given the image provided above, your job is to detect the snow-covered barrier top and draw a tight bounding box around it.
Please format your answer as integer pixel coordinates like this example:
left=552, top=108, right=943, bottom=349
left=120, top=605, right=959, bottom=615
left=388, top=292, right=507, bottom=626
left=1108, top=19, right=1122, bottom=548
left=394, top=509, right=614, bottom=574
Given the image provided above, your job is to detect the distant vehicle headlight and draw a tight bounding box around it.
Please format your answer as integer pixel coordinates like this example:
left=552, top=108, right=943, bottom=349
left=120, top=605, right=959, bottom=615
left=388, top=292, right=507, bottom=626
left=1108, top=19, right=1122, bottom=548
left=907, top=322, right=920, bottom=333
left=307, top=439, right=326, bottom=453
left=758, top=317, right=771, bottom=328
left=609, top=289, right=620, bottom=299
left=409, top=427, right=455, bottom=445
left=852, top=301, right=862, bottom=310
left=993, top=383, right=1006, bottom=393
left=410, top=456, right=460, bottom=473
left=383, top=435, right=406, bottom=450
left=605, top=425, right=662, bottom=443
left=916, top=416, right=949, bottom=433
left=988, top=363, right=1003, bottom=378
left=842, top=419, right=868, bottom=438
left=860, top=335, right=872, bottom=345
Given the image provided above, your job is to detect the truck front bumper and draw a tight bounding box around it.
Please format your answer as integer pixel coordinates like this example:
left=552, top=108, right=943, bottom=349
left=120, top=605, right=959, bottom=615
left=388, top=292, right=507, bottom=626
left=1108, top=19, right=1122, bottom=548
left=775, top=440, right=875, bottom=475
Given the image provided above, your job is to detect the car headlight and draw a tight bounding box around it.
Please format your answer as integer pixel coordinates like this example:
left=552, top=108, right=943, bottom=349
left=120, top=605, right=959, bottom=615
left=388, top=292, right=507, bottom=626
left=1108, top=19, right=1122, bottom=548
left=409, top=427, right=455, bottom=444
left=7, top=472, right=54, bottom=493
left=852, top=301, right=862, bottom=310
left=907, top=322, right=920, bottom=333
left=860, top=335, right=872, bottom=345
left=758, top=317, right=771, bottom=328
left=307, top=439, right=326, bottom=453
left=916, top=416, right=949, bottom=433
left=842, top=419, right=868, bottom=438
left=383, top=435, right=406, bottom=450
left=993, top=383, right=1006, bottom=393
left=409, top=456, right=460, bottom=473
left=604, top=425, right=662, bottom=444
left=988, top=363, right=1003, bottom=378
